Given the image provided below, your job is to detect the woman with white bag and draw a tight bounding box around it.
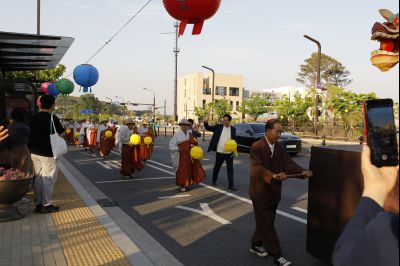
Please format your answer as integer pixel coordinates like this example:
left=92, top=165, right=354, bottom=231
left=28, top=95, right=65, bottom=214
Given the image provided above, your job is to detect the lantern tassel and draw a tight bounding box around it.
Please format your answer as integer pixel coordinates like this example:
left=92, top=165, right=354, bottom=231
left=179, top=20, right=188, bottom=36
left=192, top=20, right=205, bottom=35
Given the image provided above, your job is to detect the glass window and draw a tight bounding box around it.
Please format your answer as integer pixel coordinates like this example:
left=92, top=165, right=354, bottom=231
left=229, top=87, right=240, bottom=96
left=230, top=101, right=233, bottom=106
left=236, top=101, right=240, bottom=111
left=216, top=86, right=227, bottom=96
left=250, top=123, right=266, bottom=134
left=203, top=88, right=211, bottom=95
left=203, top=99, right=206, bottom=108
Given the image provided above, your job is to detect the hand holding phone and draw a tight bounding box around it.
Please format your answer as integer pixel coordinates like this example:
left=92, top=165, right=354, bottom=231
left=363, top=99, right=399, bottom=167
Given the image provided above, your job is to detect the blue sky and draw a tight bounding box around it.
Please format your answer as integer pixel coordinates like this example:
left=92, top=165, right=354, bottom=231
left=1, top=0, right=399, bottom=113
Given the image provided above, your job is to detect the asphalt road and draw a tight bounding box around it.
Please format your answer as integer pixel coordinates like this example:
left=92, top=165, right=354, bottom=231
left=64, top=137, right=328, bottom=266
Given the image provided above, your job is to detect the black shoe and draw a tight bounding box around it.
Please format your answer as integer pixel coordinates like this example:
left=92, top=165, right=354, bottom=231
left=212, top=181, right=217, bottom=186
left=38, top=205, right=60, bottom=213
left=228, top=187, right=238, bottom=192
left=250, top=243, right=268, bottom=257
left=34, top=204, right=42, bottom=213
left=274, top=256, right=291, bottom=266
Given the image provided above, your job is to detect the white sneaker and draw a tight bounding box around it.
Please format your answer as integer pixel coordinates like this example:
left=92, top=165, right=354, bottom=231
left=274, top=257, right=291, bottom=266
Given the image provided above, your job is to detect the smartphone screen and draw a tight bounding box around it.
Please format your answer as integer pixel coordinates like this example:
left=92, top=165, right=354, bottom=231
left=364, top=99, right=399, bottom=167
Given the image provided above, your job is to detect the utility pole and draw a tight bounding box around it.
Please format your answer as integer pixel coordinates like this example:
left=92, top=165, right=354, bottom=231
left=174, top=21, right=179, bottom=123
left=304, top=35, right=321, bottom=137
left=143, top=88, right=156, bottom=125
left=164, top=99, right=167, bottom=125
left=202, top=65, right=215, bottom=122
left=36, top=0, right=41, bottom=82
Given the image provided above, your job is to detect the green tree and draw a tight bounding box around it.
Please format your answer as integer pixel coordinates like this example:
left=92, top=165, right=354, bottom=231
left=5, top=64, right=67, bottom=82
left=272, top=95, right=313, bottom=126
left=240, top=95, right=271, bottom=121
left=194, top=105, right=211, bottom=119
left=208, top=99, right=232, bottom=122
left=80, top=94, right=103, bottom=115
left=297, top=53, right=353, bottom=88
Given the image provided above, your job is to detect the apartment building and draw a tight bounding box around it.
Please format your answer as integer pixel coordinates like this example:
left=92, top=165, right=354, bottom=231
left=177, top=72, right=244, bottom=121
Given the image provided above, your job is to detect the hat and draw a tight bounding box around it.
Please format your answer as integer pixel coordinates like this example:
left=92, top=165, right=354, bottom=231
left=142, top=119, right=148, bottom=125
left=125, top=118, right=135, bottom=125
left=178, top=119, right=190, bottom=126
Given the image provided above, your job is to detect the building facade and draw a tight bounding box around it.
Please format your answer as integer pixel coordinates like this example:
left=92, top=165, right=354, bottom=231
left=177, top=72, right=244, bottom=121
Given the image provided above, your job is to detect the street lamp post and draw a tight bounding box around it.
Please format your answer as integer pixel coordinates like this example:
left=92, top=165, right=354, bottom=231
left=304, top=35, right=322, bottom=137
left=202, top=65, right=215, bottom=122
left=106, top=97, right=113, bottom=116
left=115, top=96, right=125, bottom=116
left=143, top=88, right=156, bottom=124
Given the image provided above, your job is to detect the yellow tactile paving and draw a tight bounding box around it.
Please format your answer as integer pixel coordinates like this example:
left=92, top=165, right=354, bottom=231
left=51, top=173, right=131, bottom=266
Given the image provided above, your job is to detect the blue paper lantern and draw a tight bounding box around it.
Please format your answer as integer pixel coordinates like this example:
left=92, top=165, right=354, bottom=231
left=47, top=83, right=60, bottom=96
left=73, top=64, right=99, bottom=93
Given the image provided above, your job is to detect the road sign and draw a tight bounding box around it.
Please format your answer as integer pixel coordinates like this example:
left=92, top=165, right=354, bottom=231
left=80, top=109, right=94, bottom=114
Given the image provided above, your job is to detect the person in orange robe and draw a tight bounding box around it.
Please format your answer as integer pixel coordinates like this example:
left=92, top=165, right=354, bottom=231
left=97, top=120, right=108, bottom=158
left=169, top=119, right=206, bottom=192
left=138, top=120, right=154, bottom=162
left=119, top=119, right=143, bottom=179
left=87, top=119, right=98, bottom=153
left=106, top=121, right=117, bottom=154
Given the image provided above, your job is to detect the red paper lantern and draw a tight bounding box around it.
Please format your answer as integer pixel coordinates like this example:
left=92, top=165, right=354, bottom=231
left=163, top=0, right=222, bottom=36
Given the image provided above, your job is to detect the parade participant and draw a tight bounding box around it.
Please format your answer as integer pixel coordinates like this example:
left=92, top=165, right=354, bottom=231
left=28, top=95, right=65, bottom=213
left=138, top=120, right=154, bottom=162
left=169, top=119, right=206, bottom=192
left=0, top=125, right=8, bottom=142
left=248, top=119, right=312, bottom=266
left=64, top=119, right=74, bottom=145
left=74, top=120, right=82, bottom=146
left=108, top=120, right=117, bottom=153
left=79, top=119, right=89, bottom=149
left=131, top=123, right=144, bottom=176
left=188, top=119, right=202, bottom=138
left=7, top=108, right=31, bottom=173
left=119, top=118, right=143, bottom=178
left=97, top=120, right=108, bottom=158
left=204, top=114, right=237, bottom=191
left=87, top=118, right=98, bottom=152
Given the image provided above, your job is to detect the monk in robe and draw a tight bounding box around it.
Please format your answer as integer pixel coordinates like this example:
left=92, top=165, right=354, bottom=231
left=106, top=121, right=117, bottom=154
left=138, top=120, right=154, bottom=162
left=74, top=121, right=82, bottom=146
left=97, top=120, right=108, bottom=158
left=80, top=120, right=90, bottom=149
left=169, top=119, right=206, bottom=192
left=248, top=119, right=313, bottom=266
left=119, top=119, right=143, bottom=179
left=64, top=120, right=74, bottom=145
left=87, top=119, right=98, bottom=153
left=130, top=125, right=144, bottom=176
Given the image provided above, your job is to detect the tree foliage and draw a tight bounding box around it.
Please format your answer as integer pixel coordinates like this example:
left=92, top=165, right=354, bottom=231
left=209, top=99, right=232, bottom=122
left=240, top=95, right=271, bottom=121
left=272, top=95, right=313, bottom=125
left=297, top=53, right=353, bottom=88
left=4, top=64, right=67, bottom=82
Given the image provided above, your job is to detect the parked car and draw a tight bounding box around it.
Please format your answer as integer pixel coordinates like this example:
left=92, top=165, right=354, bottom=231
left=233, top=123, right=302, bottom=155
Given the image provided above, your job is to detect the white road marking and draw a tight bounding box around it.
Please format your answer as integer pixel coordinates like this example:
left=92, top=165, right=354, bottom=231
left=95, top=177, right=176, bottom=184
left=176, top=203, right=232, bottom=225
left=158, top=195, right=191, bottom=199
left=146, top=164, right=175, bottom=175
left=100, top=150, right=308, bottom=224
left=292, top=207, right=308, bottom=214
left=148, top=160, right=173, bottom=169
left=96, top=161, right=112, bottom=170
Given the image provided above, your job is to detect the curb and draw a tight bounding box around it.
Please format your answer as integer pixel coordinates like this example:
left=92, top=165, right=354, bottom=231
left=58, top=157, right=183, bottom=266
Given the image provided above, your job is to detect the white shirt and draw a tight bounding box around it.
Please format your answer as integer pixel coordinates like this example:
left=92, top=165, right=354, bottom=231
left=265, top=136, right=275, bottom=157
left=217, top=126, right=232, bottom=154
left=97, top=124, right=108, bottom=143
left=118, top=125, right=132, bottom=145
left=138, top=126, right=149, bottom=137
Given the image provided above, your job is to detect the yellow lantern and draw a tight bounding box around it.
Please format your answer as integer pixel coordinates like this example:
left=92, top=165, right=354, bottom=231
left=190, top=146, right=204, bottom=160
left=144, top=136, right=153, bottom=145
left=225, top=139, right=238, bottom=156
left=130, top=134, right=141, bottom=146
left=74, top=132, right=80, bottom=138
left=66, top=129, right=71, bottom=134
left=105, top=130, right=113, bottom=138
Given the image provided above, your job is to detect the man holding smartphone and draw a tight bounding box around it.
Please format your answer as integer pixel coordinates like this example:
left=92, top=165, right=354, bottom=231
left=204, top=114, right=237, bottom=191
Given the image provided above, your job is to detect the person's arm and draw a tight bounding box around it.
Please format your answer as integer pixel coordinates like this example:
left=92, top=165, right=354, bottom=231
left=192, top=130, right=202, bottom=138
left=250, top=144, right=274, bottom=183
left=332, top=145, right=398, bottom=265
left=53, top=115, right=65, bottom=137
left=203, top=116, right=216, bottom=132
left=0, top=126, right=8, bottom=142
left=169, top=135, right=178, bottom=151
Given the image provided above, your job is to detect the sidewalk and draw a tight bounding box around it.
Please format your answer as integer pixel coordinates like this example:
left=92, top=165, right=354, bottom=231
left=0, top=155, right=180, bottom=266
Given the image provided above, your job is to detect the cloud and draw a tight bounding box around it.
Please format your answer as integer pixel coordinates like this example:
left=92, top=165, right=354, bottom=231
left=280, top=22, right=315, bottom=32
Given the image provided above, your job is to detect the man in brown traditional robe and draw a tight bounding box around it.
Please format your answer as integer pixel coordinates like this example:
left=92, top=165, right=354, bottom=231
left=138, top=120, right=154, bottom=162
left=170, top=119, right=206, bottom=192
left=249, top=119, right=312, bottom=266
left=119, top=119, right=143, bottom=179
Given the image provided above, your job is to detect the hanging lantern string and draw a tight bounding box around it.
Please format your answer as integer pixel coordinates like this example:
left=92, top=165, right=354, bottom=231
left=64, top=0, right=153, bottom=78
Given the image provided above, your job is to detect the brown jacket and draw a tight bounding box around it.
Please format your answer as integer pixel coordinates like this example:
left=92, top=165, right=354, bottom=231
left=249, top=137, right=304, bottom=203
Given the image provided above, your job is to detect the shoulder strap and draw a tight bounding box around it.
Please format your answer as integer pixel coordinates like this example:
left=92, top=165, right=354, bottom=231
left=50, top=113, right=57, bottom=135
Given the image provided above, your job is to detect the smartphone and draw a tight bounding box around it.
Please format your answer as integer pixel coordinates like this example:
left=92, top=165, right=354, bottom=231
left=363, top=99, right=399, bottom=167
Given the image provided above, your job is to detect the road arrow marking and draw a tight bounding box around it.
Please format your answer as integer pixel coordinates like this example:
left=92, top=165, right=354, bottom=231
left=175, top=203, right=232, bottom=225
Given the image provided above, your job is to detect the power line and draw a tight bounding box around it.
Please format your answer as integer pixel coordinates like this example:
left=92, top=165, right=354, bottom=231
left=65, top=0, right=153, bottom=78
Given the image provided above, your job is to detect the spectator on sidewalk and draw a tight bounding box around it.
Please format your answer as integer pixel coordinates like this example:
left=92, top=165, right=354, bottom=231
left=28, top=95, right=65, bottom=214
left=332, top=145, right=399, bottom=266
left=204, top=114, right=237, bottom=191
left=248, top=119, right=313, bottom=266
left=7, top=108, right=31, bottom=173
